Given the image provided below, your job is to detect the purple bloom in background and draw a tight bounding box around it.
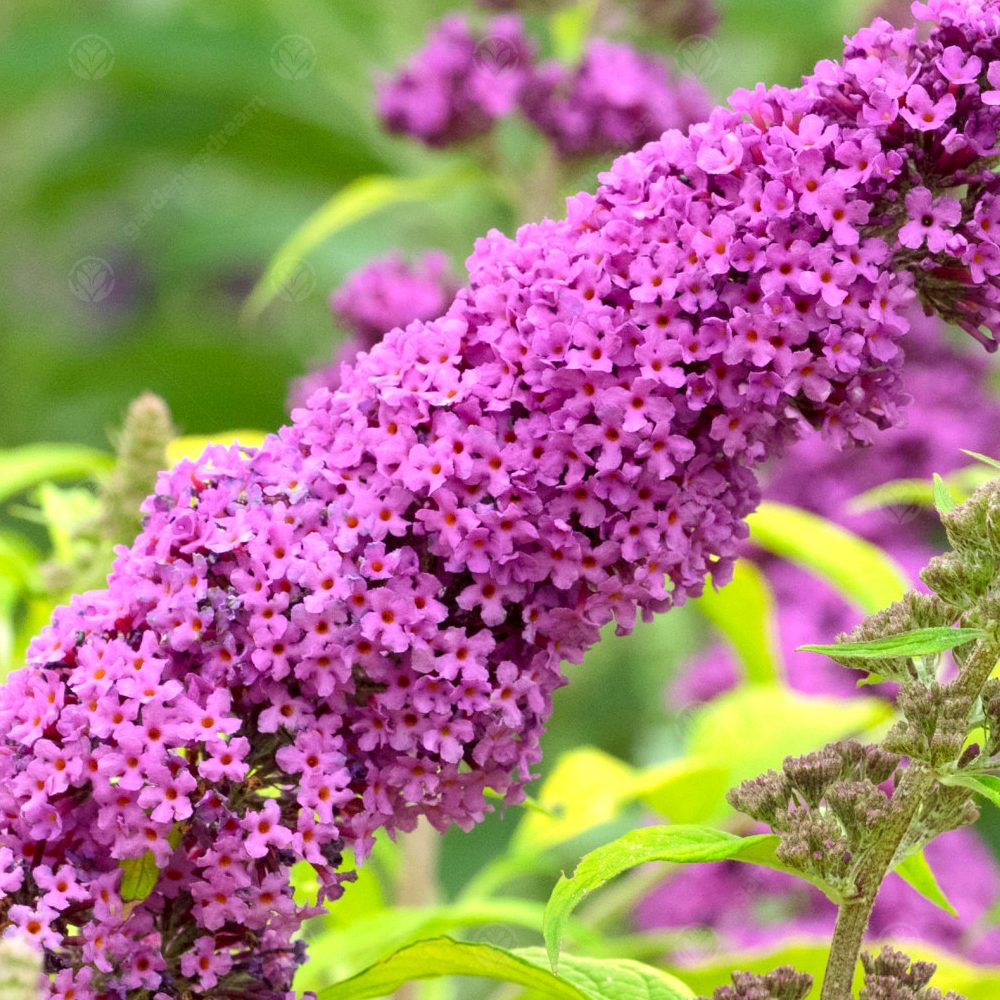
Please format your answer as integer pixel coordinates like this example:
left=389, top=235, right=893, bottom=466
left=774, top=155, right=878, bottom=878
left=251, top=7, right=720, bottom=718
left=376, top=15, right=534, bottom=147
left=637, top=828, right=1000, bottom=963
left=520, top=39, right=712, bottom=158
left=289, top=251, right=458, bottom=409
left=7, top=0, right=1000, bottom=992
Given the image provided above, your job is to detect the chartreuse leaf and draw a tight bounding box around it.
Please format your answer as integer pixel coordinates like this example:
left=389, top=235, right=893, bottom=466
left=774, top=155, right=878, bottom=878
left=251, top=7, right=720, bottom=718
left=933, top=473, right=958, bottom=513
left=542, top=825, right=847, bottom=971
left=297, top=899, right=599, bottom=992
left=511, top=747, right=637, bottom=853
left=119, top=825, right=184, bottom=903
left=676, top=941, right=1000, bottom=1000
left=629, top=760, right=731, bottom=825
left=242, top=169, right=476, bottom=322
left=748, top=502, right=907, bottom=613
left=514, top=948, right=694, bottom=1000
left=798, top=627, right=987, bottom=659
left=961, top=449, right=1000, bottom=472
left=313, top=936, right=692, bottom=1000
left=850, top=465, right=995, bottom=516
left=849, top=477, right=934, bottom=515
left=33, top=483, right=100, bottom=564
left=697, top=559, right=781, bottom=683
left=0, top=443, right=111, bottom=503
left=894, top=851, right=958, bottom=918
left=550, top=0, right=599, bottom=65
left=165, top=430, right=269, bottom=466
left=119, top=851, right=161, bottom=903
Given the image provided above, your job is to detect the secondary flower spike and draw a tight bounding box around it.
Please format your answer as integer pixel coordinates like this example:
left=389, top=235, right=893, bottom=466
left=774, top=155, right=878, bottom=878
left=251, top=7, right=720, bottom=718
left=4, top=1, right=1000, bottom=995
left=289, top=251, right=458, bottom=408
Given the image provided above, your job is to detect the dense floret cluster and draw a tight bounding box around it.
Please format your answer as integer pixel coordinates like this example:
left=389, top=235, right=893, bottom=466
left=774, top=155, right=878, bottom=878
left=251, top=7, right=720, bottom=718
left=376, top=14, right=534, bottom=147
left=5, top=0, right=1000, bottom=995
left=520, top=38, right=711, bottom=158
left=672, top=308, right=1000, bottom=704
left=290, top=252, right=457, bottom=408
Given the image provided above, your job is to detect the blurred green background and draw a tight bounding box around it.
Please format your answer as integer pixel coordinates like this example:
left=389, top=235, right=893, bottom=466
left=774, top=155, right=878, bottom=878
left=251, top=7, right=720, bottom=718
left=1, top=0, right=879, bottom=449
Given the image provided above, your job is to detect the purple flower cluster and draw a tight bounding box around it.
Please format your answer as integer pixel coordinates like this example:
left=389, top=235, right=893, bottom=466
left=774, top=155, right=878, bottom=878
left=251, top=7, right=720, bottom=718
left=376, top=15, right=534, bottom=147
left=520, top=38, right=711, bottom=158
left=289, top=251, right=458, bottom=409
left=674, top=307, right=1000, bottom=704
left=662, top=299, right=1000, bottom=962
left=5, top=0, right=1000, bottom=992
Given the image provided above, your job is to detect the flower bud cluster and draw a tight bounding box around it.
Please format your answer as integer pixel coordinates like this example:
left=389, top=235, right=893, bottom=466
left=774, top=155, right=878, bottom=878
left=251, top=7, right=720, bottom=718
left=923, top=479, right=1000, bottom=609
left=860, top=946, right=967, bottom=1000
left=698, top=966, right=812, bottom=1000
left=727, top=742, right=900, bottom=894
left=884, top=683, right=974, bottom=766
left=831, top=591, right=959, bottom=683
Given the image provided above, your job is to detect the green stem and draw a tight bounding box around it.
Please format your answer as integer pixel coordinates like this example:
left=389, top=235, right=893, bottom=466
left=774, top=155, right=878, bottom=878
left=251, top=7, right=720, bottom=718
left=819, top=763, right=933, bottom=1000
left=820, top=632, right=1000, bottom=999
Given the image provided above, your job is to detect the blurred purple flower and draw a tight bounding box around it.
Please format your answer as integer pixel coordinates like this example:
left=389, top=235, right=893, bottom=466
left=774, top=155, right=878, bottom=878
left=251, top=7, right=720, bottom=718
left=376, top=15, right=535, bottom=147
left=520, top=39, right=711, bottom=158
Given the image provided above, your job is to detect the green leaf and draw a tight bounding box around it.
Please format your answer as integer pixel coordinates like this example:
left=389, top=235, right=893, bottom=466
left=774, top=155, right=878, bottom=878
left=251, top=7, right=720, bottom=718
left=697, top=559, right=780, bottom=684
left=511, top=747, right=637, bottom=853
left=242, top=169, right=476, bottom=323
left=0, top=530, right=41, bottom=592
left=313, top=936, right=693, bottom=1000
left=960, top=449, right=1000, bottom=472
left=798, top=627, right=987, bottom=660
left=119, top=851, right=161, bottom=902
left=849, top=466, right=997, bottom=515
left=0, top=444, right=112, bottom=504
left=33, top=483, right=100, bottom=564
left=549, top=0, right=599, bottom=65
left=542, top=825, right=839, bottom=970
left=748, top=502, right=908, bottom=613
left=514, top=949, right=694, bottom=1000
left=933, top=473, right=958, bottom=513
left=298, top=899, right=599, bottom=991
left=629, top=760, right=731, bottom=826
left=943, top=773, right=1000, bottom=810
left=166, top=430, right=268, bottom=467
left=314, top=936, right=593, bottom=1000
left=894, top=850, right=958, bottom=918
left=119, top=824, right=183, bottom=904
